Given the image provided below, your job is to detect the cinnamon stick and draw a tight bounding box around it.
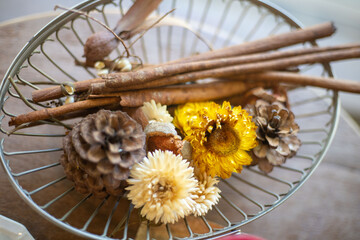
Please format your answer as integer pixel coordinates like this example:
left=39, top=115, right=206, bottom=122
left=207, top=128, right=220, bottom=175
left=31, top=22, right=337, bottom=103
left=105, top=43, right=360, bottom=88
left=89, top=80, right=266, bottom=107
left=235, top=71, right=360, bottom=93
left=13, top=81, right=263, bottom=126
left=171, top=21, right=336, bottom=64
left=9, top=97, right=120, bottom=126
left=32, top=78, right=104, bottom=103
left=95, top=47, right=360, bottom=93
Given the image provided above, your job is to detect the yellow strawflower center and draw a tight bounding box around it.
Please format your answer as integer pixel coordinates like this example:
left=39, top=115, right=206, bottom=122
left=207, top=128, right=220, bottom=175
left=205, top=124, right=240, bottom=157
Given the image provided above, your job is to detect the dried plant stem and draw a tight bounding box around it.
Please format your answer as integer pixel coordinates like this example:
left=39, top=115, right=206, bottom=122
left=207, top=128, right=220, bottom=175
left=9, top=98, right=120, bottom=126
left=31, top=22, right=339, bottom=102
left=32, top=44, right=360, bottom=102
left=123, top=9, right=176, bottom=56
left=171, top=22, right=336, bottom=64
left=32, top=78, right=104, bottom=103
left=95, top=47, right=360, bottom=93
left=114, top=0, right=163, bottom=36
left=105, top=44, right=360, bottom=88
left=235, top=71, right=360, bottom=93
left=54, top=5, right=130, bottom=57
left=13, top=81, right=263, bottom=126
left=88, top=80, right=266, bottom=107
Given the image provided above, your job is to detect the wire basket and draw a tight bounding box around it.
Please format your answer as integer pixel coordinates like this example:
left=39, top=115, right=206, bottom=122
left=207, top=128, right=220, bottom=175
left=0, top=0, right=339, bottom=239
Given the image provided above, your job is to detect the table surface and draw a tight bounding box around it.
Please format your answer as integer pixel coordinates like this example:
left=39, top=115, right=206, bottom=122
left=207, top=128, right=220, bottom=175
left=0, top=14, right=360, bottom=240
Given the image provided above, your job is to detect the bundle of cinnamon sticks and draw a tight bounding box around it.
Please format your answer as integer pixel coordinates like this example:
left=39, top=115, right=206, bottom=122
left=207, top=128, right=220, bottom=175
left=9, top=22, right=360, bottom=127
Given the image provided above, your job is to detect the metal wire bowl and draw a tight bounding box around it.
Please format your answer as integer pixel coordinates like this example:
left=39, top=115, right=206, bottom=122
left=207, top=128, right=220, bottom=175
left=0, top=0, right=339, bottom=239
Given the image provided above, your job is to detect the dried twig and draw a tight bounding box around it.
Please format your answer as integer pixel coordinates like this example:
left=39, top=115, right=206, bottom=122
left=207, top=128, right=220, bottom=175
left=54, top=5, right=130, bottom=57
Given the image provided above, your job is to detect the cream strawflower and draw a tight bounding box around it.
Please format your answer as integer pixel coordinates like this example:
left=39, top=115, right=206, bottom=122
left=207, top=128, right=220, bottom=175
left=141, top=100, right=173, bottom=123
left=191, top=167, right=221, bottom=216
left=126, top=150, right=198, bottom=224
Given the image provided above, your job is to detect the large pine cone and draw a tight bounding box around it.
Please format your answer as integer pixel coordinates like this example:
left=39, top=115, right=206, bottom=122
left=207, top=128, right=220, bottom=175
left=247, top=100, right=301, bottom=173
left=60, top=109, right=146, bottom=197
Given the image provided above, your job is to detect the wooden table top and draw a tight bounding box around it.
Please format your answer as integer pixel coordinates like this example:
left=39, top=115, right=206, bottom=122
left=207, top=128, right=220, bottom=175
left=0, top=14, right=359, bottom=240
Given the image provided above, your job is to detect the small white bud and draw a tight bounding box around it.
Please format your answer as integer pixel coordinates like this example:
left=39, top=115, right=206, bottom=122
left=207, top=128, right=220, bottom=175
left=97, top=69, right=109, bottom=76
left=115, top=58, right=132, bottom=72
left=94, top=61, right=105, bottom=70
left=65, top=95, right=75, bottom=104
left=120, top=62, right=132, bottom=72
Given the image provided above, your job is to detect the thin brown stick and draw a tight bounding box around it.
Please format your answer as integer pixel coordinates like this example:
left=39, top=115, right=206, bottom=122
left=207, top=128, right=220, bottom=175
left=105, top=44, right=360, bottom=88
left=234, top=71, right=360, bottom=93
left=88, top=80, right=266, bottom=107
left=31, top=23, right=339, bottom=102
left=32, top=78, right=104, bottom=103
left=54, top=5, right=130, bottom=58
left=170, top=21, right=336, bottom=64
left=95, top=47, right=360, bottom=93
left=33, top=44, right=360, bottom=101
left=123, top=9, right=176, bottom=55
left=9, top=98, right=120, bottom=126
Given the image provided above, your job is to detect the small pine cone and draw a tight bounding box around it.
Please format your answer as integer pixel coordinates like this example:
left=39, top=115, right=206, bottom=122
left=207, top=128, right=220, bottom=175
left=246, top=100, right=301, bottom=173
left=61, top=110, right=146, bottom=197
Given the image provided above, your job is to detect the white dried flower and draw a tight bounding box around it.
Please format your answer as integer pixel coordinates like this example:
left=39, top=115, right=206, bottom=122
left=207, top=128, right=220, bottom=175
left=191, top=168, right=221, bottom=217
left=127, top=150, right=198, bottom=224
left=142, top=100, right=173, bottom=123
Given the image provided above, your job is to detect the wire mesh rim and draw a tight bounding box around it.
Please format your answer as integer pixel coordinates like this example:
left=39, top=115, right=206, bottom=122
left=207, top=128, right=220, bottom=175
left=0, top=0, right=341, bottom=239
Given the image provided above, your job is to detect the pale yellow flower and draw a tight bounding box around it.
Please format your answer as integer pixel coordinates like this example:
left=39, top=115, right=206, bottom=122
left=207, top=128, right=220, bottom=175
left=142, top=100, right=173, bottom=123
left=126, top=150, right=198, bottom=224
left=191, top=168, right=221, bottom=216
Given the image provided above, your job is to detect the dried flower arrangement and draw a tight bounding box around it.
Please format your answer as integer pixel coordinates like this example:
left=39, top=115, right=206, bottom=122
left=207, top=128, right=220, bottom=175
left=8, top=0, right=360, bottom=228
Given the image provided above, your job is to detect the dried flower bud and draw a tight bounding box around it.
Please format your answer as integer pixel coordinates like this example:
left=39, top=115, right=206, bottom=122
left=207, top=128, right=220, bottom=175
left=115, top=58, right=132, bottom=72
left=142, top=100, right=173, bottom=123
left=64, top=95, right=75, bottom=105
left=97, top=69, right=109, bottom=76
left=94, top=61, right=105, bottom=70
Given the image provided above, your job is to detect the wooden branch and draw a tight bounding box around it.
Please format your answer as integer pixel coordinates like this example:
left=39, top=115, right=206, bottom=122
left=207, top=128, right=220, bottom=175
left=32, top=78, right=104, bottom=103
left=94, top=48, right=360, bottom=94
left=13, top=81, right=267, bottom=126
left=9, top=97, right=120, bottom=126
left=31, top=22, right=338, bottom=103
left=104, top=44, right=360, bottom=88
left=170, top=21, right=336, bottom=64
left=88, top=80, right=266, bottom=107
left=235, top=71, right=360, bottom=93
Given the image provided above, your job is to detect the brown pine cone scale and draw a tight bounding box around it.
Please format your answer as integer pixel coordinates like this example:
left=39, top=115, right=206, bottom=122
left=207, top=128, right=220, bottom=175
left=247, top=100, right=301, bottom=173
left=60, top=110, right=146, bottom=197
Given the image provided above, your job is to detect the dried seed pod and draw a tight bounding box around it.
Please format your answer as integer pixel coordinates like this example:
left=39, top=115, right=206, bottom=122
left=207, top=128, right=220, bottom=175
left=61, top=109, right=146, bottom=197
left=83, top=0, right=162, bottom=64
left=146, top=131, right=183, bottom=155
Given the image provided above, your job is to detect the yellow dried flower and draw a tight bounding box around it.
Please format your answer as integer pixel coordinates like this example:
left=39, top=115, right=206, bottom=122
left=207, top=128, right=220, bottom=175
left=142, top=100, right=173, bottom=123
left=126, top=150, right=198, bottom=224
left=191, top=168, right=221, bottom=216
left=173, top=101, right=257, bottom=178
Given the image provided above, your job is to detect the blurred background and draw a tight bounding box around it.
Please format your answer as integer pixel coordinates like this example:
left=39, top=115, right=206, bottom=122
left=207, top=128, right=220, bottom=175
left=0, top=0, right=359, bottom=123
